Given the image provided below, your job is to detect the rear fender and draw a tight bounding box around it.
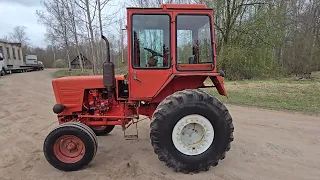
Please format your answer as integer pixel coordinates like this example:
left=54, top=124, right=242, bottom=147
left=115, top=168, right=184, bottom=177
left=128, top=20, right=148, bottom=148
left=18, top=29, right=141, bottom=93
left=210, top=76, right=227, bottom=97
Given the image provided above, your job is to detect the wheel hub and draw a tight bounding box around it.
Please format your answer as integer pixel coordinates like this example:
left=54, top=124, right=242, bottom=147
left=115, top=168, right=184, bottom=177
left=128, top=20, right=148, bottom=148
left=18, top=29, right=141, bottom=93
left=66, top=141, right=77, bottom=151
left=53, top=135, right=86, bottom=163
left=172, top=114, right=214, bottom=156
left=181, top=123, right=205, bottom=146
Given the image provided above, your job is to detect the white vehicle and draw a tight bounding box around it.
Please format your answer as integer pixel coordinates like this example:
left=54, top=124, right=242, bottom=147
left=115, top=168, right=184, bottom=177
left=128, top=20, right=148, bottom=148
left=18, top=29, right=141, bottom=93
left=0, top=52, right=8, bottom=76
left=24, top=54, right=44, bottom=71
left=25, top=54, right=38, bottom=65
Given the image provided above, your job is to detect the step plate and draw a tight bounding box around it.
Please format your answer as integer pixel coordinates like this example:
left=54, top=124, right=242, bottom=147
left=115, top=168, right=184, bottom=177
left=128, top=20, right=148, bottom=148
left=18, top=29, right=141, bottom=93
left=124, top=134, right=138, bottom=140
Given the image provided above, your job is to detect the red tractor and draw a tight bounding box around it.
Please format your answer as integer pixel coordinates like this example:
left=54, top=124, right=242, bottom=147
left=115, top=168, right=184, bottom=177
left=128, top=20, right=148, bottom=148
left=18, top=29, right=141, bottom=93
left=43, top=4, right=234, bottom=173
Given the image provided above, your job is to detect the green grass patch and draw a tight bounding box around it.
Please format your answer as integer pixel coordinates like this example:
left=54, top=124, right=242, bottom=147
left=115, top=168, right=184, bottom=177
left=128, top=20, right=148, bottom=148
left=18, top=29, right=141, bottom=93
left=205, top=76, right=320, bottom=115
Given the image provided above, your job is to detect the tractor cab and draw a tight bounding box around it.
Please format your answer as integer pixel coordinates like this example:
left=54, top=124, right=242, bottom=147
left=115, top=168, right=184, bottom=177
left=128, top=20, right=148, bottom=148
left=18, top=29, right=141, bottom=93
left=124, top=4, right=225, bottom=101
left=129, top=4, right=214, bottom=70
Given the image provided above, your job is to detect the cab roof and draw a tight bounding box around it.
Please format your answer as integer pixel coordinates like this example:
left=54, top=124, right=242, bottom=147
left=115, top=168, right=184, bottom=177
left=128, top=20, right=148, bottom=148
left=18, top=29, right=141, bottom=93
left=127, top=4, right=211, bottom=10
left=160, top=4, right=207, bottom=9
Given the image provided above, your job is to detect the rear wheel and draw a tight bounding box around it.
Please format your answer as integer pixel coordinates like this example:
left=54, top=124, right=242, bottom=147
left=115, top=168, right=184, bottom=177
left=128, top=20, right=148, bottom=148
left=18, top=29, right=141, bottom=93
left=91, top=125, right=115, bottom=136
left=43, top=123, right=97, bottom=171
left=150, top=89, right=234, bottom=173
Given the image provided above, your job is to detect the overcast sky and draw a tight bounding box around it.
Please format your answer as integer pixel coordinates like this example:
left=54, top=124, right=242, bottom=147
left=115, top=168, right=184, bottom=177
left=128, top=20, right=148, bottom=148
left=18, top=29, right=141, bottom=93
left=0, top=0, right=47, bottom=47
left=0, top=0, right=128, bottom=48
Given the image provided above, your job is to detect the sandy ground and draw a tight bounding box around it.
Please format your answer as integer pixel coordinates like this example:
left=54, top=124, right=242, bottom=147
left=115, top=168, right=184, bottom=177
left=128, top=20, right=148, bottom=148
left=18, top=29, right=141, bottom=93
left=0, top=69, right=319, bottom=180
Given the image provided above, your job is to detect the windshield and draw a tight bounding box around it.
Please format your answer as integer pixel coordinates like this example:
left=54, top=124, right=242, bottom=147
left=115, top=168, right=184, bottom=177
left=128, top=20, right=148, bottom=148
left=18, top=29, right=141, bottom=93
left=176, top=15, right=213, bottom=66
left=131, top=14, right=170, bottom=68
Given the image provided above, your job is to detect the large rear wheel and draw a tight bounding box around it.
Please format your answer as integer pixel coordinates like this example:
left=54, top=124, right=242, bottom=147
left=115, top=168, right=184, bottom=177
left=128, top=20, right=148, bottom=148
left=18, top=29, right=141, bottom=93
left=43, top=123, right=97, bottom=171
left=150, top=89, right=234, bottom=173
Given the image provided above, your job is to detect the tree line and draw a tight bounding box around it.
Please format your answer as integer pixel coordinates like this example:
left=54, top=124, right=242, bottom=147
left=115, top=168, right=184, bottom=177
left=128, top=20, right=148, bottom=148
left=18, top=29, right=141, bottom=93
left=2, top=0, right=319, bottom=80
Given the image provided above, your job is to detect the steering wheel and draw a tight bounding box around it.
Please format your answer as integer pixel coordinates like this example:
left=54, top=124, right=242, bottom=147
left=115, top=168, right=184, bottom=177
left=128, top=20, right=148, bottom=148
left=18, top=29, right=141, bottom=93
left=144, top=47, right=163, bottom=58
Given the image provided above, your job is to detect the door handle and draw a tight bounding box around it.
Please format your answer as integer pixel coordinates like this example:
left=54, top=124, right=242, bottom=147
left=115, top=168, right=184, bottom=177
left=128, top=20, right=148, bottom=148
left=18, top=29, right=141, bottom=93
left=133, top=72, right=142, bottom=82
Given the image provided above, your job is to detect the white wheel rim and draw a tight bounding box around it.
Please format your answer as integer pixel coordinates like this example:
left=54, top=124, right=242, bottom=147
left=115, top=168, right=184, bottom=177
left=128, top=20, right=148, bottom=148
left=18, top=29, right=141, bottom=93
left=172, top=114, right=214, bottom=156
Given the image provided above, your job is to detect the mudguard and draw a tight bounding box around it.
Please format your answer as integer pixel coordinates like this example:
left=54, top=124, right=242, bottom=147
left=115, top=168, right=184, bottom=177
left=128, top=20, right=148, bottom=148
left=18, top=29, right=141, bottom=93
left=210, top=76, right=227, bottom=97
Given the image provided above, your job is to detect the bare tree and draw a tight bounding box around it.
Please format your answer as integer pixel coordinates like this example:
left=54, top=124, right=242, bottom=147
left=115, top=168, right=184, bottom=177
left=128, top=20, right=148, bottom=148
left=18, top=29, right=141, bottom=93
left=97, top=0, right=111, bottom=64
left=37, top=0, right=73, bottom=70
left=45, top=32, right=58, bottom=62
left=9, top=26, right=30, bottom=45
left=61, top=0, right=84, bottom=73
left=75, top=0, right=98, bottom=74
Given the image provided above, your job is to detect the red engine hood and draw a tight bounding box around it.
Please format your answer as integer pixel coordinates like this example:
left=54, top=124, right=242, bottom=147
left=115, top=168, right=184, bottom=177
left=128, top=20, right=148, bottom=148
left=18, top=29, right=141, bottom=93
left=52, top=75, right=104, bottom=89
left=52, top=75, right=124, bottom=111
left=52, top=75, right=125, bottom=89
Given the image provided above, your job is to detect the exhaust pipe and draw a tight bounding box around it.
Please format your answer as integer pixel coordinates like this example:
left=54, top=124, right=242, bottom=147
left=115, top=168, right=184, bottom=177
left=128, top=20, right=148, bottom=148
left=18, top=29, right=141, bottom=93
left=101, top=35, right=115, bottom=96
left=101, top=35, right=110, bottom=63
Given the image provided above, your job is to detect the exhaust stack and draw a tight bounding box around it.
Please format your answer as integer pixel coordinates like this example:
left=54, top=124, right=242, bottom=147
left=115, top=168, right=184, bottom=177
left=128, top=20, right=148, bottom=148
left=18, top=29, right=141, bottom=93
left=101, top=35, right=115, bottom=95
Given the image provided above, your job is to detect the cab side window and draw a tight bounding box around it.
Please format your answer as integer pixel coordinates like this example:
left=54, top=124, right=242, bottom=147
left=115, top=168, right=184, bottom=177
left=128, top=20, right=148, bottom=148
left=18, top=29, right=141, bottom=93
left=132, top=14, right=170, bottom=68
left=176, top=15, right=213, bottom=65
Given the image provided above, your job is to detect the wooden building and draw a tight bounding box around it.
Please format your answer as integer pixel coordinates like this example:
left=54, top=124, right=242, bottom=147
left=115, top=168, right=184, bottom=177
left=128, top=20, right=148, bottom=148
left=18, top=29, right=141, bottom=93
left=71, top=54, right=92, bottom=69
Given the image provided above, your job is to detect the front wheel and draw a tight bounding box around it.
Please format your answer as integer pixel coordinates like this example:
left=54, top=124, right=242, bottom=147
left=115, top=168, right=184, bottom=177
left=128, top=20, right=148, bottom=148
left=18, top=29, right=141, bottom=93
left=43, top=123, right=97, bottom=171
left=150, top=89, right=234, bottom=173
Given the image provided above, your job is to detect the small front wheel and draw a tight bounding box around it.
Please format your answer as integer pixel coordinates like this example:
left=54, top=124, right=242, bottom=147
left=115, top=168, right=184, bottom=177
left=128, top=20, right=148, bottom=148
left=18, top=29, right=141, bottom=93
left=43, top=123, right=97, bottom=171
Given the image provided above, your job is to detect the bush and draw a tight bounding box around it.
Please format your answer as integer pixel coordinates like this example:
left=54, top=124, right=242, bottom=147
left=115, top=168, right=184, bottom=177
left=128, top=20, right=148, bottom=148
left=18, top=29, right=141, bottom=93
left=217, top=44, right=280, bottom=80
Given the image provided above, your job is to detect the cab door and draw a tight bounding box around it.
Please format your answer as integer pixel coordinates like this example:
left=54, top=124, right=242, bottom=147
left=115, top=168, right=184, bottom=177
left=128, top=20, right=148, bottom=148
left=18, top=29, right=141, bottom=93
left=128, top=12, right=173, bottom=100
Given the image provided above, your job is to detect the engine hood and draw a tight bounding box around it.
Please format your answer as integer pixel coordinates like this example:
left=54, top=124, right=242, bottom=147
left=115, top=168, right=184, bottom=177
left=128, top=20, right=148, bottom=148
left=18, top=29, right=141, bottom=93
left=52, top=75, right=125, bottom=89
left=51, top=75, right=125, bottom=113
left=52, top=75, right=104, bottom=89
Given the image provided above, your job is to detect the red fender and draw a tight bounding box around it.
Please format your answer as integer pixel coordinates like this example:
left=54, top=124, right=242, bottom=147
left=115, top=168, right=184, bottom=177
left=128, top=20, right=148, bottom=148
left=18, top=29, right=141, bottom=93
left=210, top=76, right=227, bottom=97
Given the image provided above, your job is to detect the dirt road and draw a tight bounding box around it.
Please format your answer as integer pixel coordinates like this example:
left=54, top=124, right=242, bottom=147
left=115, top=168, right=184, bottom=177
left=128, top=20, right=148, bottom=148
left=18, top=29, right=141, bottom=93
left=0, top=69, right=319, bottom=180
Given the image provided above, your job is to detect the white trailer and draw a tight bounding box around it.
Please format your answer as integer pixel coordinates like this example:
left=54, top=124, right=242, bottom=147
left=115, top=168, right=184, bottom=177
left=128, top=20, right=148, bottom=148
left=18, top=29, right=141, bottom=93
left=0, top=41, right=43, bottom=74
